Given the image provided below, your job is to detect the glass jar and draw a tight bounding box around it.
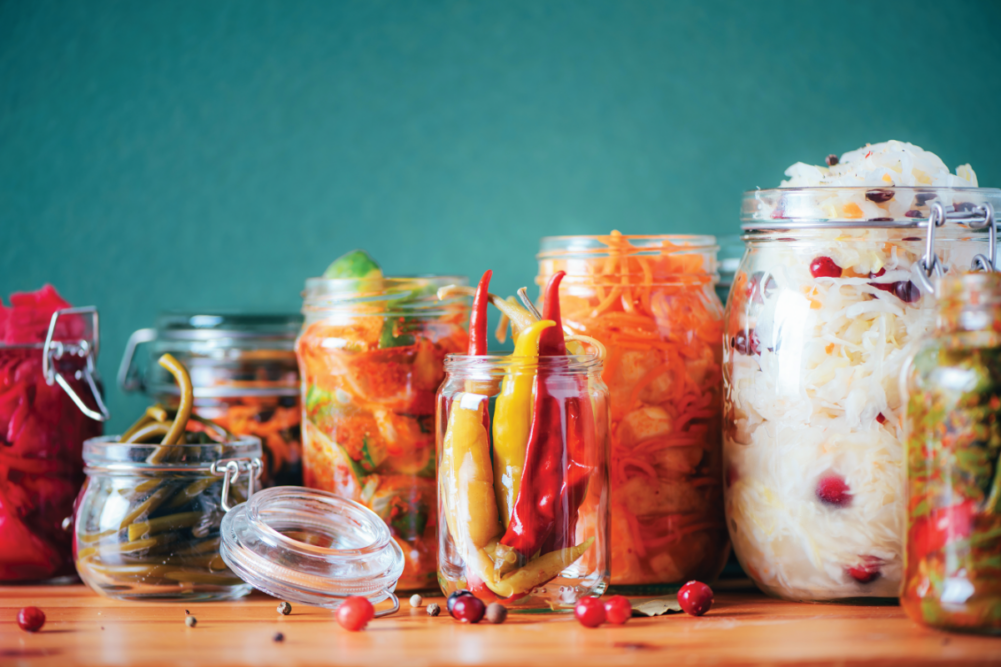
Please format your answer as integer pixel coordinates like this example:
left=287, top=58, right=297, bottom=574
left=118, top=312, right=303, bottom=487
left=436, top=353, right=610, bottom=609
left=297, top=275, right=469, bottom=591
left=74, top=435, right=261, bottom=601
left=537, top=233, right=728, bottom=590
left=902, top=272, right=1001, bottom=634
left=0, top=304, right=107, bottom=582
left=716, top=234, right=746, bottom=305
left=724, top=188, right=999, bottom=601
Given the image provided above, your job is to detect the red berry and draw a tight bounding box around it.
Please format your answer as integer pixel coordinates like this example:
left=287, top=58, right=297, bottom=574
left=574, top=597, right=606, bottom=628
left=446, top=589, right=473, bottom=614
left=17, top=607, right=46, bottom=632
left=816, top=475, right=852, bottom=507
left=847, top=557, right=882, bottom=584
left=732, top=329, right=761, bottom=356
left=810, top=256, right=842, bottom=279
left=336, top=596, right=375, bottom=632
left=678, top=581, right=713, bottom=616
left=451, top=595, right=485, bottom=624
left=876, top=412, right=886, bottom=424
left=603, top=596, right=632, bottom=625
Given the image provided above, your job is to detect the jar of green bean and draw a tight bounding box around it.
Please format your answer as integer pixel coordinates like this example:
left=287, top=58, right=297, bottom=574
left=74, top=435, right=262, bottom=601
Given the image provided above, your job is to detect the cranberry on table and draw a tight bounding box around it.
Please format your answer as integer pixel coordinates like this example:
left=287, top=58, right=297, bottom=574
left=574, top=597, right=606, bottom=628
left=603, top=596, right=632, bottom=625
left=451, top=595, right=485, bottom=624
left=810, top=256, right=843, bottom=279
left=678, top=581, right=713, bottom=617
left=816, top=474, right=852, bottom=507
left=446, top=589, right=473, bottom=614
left=17, top=607, right=46, bottom=632
left=336, top=596, right=375, bottom=631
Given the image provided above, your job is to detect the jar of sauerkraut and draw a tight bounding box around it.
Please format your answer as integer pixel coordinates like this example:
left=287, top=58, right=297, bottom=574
left=538, top=233, right=728, bottom=590
left=297, top=275, right=469, bottom=591
left=725, top=185, right=1000, bottom=602
left=902, top=271, right=1001, bottom=634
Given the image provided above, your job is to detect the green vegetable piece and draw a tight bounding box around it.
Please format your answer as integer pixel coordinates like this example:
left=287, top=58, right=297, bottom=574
left=323, top=249, right=383, bottom=280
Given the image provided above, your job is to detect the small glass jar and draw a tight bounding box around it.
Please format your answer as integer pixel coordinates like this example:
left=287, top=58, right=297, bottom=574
left=537, top=234, right=728, bottom=591
left=724, top=187, right=999, bottom=601
left=0, top=306, right=107, bottom=583
left=297, top=275, right=469, bottom=591
left=118, top=312, right=303, bottom=487
left=74, top=435, right=262, bottom=601
left=436, top=353, right=610, bottom=609
left=902, top=272, right=1001, bottom=635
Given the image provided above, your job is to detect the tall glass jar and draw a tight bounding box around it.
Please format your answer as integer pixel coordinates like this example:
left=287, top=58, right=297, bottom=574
left=724, top=188, right=999, bottom=601
left=0, top=303, right=107, bottom=583
left=436, top=353, right=610, bottom=609
left=537, top=233, right=727, bottom=590
left=297, top=276, right=469, bottom=591
left=74, top=435, right=261, bottom=601
left=902, top=272, right=1001, bottom=634
left=118, top=313, right=303, bottom=487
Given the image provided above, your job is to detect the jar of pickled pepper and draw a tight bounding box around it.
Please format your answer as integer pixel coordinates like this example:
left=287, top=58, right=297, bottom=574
left=537, top=233, right=729, bottom=590
left=902, top=266, right=1001, bottom=634
left=297, top=274, right=469, bottom=590
left=118, top=313, right=303, bottom=487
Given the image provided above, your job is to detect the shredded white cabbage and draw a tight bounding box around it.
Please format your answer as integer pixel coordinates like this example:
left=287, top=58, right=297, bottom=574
left=725, top=144, right=987, bottom=600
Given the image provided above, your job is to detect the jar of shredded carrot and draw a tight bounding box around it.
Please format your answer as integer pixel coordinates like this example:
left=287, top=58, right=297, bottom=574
left=537, top=232, right=729, bottom=590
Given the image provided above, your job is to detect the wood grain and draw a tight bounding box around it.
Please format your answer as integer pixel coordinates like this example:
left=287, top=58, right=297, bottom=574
left=2, top=585, right=1000, bottom=666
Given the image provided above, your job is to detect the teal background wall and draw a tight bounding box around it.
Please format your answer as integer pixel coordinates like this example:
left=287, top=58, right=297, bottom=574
left=3, top=0, right=1001, bottom=431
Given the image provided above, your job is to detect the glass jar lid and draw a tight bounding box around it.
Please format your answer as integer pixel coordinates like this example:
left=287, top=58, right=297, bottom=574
left=118, top=312, right=302, bottom=397
left=219, top=487, right=404, bottom=612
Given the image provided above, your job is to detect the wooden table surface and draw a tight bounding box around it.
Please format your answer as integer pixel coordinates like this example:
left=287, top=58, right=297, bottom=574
left=2, top=584, right=1000, bottom=666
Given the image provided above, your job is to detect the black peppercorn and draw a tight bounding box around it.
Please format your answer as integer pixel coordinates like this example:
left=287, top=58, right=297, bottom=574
left=273, top=632, right=285, bottom=643
left=825, top=154, right=839, bottom=166
left=277, top=601, right=292, bottom=616
left=485, top=603, right=508, bottom=624
left=427, top=603, right=441, bottom=617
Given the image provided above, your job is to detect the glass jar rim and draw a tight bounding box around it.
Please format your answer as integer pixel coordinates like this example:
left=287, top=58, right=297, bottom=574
left=82, top=434, right=262, bottom=469
left=219, top=486, right=404, bottom=611
left=742, top=187, right=1001, bottom=230
left=445, top=353, right=603, bottom=374
left=302, top=275, right=469, bottom=316
left=153, top=312, right=303, bottom=341
left=538, top=234, right=718, bottom=258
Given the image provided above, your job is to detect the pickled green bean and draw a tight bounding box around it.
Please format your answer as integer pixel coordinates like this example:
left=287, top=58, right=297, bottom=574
left=165, top=477, right=218, bottom=509
left=117, top=486, right=172, bottom=528
left=127, top=511, right=203, bottom=542
left=126, top=421, right=171, bottom=444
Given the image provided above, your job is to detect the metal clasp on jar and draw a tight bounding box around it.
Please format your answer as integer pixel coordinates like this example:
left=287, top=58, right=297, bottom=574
left=916, top=202, right=997, bottom=296
left=211, top=457, right=264, bottom=512
left=43, top=306, right=110, bottom=422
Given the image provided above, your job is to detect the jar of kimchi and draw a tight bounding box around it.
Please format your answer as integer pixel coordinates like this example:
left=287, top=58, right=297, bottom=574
left=297, top=275, right=469, bottom=591
left=118, top=313, right=303, bottom=487
left=902, top=269, right=1001, bottom=635
left=0, top=287, right=108, bottom=582
left=537, top=233, right=728, bottom=590
left=726, top=188, right=998, bottom=602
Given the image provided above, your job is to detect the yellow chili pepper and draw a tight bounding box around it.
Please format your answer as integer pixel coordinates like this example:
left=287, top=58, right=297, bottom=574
left=482, top=537, right=595, bottom=598
left=492, top=319, right=555, bottom=528
left=441, top=392, right=502, bottom=557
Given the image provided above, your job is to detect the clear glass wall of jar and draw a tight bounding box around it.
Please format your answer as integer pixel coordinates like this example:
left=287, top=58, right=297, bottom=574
left=902, top=272, right=1001, bottom=634
left=297, top=276, right=469, bottom=591
left=74, top=435, right=261, bottom=601
left=118, top=313, right=303, bottom=487
left=725, top=188, right=999, bottom=601
left=0, top=305, right=107, bottom=583
left=537, top=233, right=727, bottom=590
left=437, top=353, right=610, bottom=609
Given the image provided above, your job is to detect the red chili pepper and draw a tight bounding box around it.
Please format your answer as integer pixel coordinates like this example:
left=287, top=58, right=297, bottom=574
left=501, top=272, right=596, bottom=557
left=468, top=270, right=492, bottom=356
